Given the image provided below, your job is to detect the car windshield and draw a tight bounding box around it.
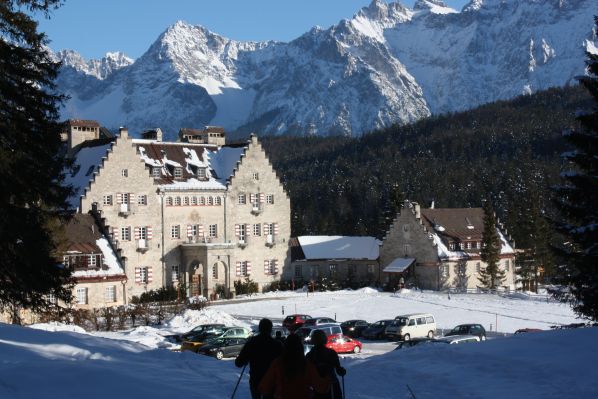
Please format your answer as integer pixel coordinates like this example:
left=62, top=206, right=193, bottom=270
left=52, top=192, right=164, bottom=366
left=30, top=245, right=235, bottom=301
left=394, top=318, right=408, bottom=326
left=450, top=326, right=468, bottom=334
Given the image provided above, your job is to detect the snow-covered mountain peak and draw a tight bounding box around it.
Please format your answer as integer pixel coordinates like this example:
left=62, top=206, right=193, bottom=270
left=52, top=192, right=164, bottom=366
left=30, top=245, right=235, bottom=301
left=413, top=0, right=457, bottom=14
left=55, top=49, right=133, bottom=80
left=462, top=0, right=484, bottom=12
left=350, top=1, right=412, bottom=42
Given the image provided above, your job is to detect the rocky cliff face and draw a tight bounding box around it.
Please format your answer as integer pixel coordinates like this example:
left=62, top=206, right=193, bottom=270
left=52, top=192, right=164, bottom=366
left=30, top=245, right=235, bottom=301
left=54, top=0, right=597, bottom=139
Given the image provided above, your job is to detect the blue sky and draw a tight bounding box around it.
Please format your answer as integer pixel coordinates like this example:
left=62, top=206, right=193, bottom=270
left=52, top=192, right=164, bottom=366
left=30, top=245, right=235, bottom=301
left=38, top=0, right=469, bottom=59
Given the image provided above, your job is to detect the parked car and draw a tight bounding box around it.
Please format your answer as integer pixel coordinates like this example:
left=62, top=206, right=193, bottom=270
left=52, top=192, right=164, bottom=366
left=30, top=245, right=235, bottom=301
left=303, top=317, right=338, bottom=328
left=340, top=320, right=369, bottom=338
left=515, top=328, right=543, bottom=334
left=282, top=314, right=312, bottom=332
left=181, top=327, right=251, bottom=353
left=197, top=337, right=248, bottom=360
left=361, top=319, right=394, bottom=340
left=166, top=323, right=226, bottom=343
left=298, top=323, right=344, bottom=354
left=385, top=314, right=436, bottom=341
left=445, top=324, right=487, bottom=341
left=326, top=334, right=362, bottom=354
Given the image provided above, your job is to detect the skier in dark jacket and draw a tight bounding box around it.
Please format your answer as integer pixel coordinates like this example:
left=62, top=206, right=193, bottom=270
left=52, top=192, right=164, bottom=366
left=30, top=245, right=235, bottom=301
left=235, top=318, right=283, bottom=399
left=306, top=330, right=346, bottom=399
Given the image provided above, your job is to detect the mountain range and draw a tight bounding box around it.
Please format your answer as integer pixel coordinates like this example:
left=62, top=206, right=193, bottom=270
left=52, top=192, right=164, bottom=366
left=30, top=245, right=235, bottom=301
left=53, top=0, right=598, bottom=139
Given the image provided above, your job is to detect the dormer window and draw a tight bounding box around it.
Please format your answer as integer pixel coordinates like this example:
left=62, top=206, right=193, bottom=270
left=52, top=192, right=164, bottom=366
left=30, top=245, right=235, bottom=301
left=174, top=167, right=183, bottom=178
left=152, top=167, right=161, bottom=178
left=197, top=167, right=207, bottom=179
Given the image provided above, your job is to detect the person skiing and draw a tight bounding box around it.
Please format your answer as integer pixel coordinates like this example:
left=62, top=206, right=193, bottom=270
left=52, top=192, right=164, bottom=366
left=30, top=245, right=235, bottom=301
left=306, top=330, right=346, bottom=399
left=235, top=318, right=283, bottom=399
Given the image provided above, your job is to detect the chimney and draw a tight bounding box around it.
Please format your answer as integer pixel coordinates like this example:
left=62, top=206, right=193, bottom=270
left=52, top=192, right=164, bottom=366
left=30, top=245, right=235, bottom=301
left=413, top=202, right=421, bottom=219
left=119, top=127, right=128, bottom=139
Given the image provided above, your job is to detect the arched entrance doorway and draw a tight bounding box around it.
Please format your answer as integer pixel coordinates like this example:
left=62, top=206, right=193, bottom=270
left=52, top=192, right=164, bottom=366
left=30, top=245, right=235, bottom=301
left=189, top=260, right=203, bottom=298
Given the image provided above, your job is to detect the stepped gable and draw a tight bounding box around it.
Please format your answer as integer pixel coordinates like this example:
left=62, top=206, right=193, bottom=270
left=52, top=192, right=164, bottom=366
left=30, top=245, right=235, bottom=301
left=420, top=208, right=484, bottom=244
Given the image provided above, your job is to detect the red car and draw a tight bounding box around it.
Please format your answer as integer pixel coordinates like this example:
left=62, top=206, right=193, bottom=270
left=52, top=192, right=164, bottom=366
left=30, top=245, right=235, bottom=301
left=326, top=334, right=362, bottom=354
left=283, top=314, right=312, bottom=332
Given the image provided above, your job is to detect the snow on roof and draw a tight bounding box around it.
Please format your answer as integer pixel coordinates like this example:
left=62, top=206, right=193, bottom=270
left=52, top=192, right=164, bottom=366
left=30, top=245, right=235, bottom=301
left=207, top=146, right=245, bottom=182
left=71, top=237, right=124, bottom=279
left=384, top=258, right=415, bottom=273
left=297, top=236, right=380, bottom=260
left=431, top=227, right=514, bottom=260
left=64, top=142, right=113, bottom=210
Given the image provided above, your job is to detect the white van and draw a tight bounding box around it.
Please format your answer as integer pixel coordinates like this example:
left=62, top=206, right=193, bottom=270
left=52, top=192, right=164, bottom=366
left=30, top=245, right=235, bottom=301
left=385, top=313, right=436, bottom=341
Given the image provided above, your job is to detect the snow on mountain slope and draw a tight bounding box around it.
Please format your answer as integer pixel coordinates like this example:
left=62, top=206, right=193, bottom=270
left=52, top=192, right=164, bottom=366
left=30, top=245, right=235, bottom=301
left=54, top=0, right=597, bottom=138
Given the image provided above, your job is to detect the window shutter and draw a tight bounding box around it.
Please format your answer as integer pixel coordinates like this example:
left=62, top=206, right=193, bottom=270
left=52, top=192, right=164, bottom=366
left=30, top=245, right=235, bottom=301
left=235, top=224, right=240, bottom=238
left=246, top=261, right=252, bottom=275
left=274, top=259, right=279, bottom=274
left=263, top=224, right=268, bottom=235
left=147, top=226, right=153, bottom=240
left=260, top=193, right=265, bottom=203
left=112, top=228, right=119, bottom=240
left=264, top=260, right=270, bottom=274
left=116, top=193, right=123, bottom=204
left=198, top=224, right=204, bottom=237
left=134, top=227, right=140, bottom=240
left=147, top=267, right=153, bottom=283
left=129, top=193, right=135, bottom=204
left=236, top=261, right=241, bottom=276
left=245, top=224, right=251, bottom=235
left=274, top=223, right=279, bottom=235
left=187, top=224, right=193, bottom=237
left=250, top=193, right=256, bottom=203
left=135, top=267, right=141, bottom=283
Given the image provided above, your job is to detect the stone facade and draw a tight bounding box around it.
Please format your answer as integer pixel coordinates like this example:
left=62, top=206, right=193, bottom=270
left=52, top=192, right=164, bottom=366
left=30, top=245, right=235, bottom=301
left=72, top=127, right=290, bottom=304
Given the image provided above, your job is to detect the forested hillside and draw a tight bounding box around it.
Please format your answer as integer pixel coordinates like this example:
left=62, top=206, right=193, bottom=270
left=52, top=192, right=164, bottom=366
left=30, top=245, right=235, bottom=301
left=260, top=85, right=589, bottom=258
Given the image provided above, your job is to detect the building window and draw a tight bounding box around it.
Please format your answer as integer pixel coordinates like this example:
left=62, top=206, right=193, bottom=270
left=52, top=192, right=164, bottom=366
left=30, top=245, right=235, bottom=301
left=139, top=226, right=148, bottom=240
left=121, top=226, right=131, bottom=241
left=76, top=287, right=88, bottom=305
left=166, top=197, right=173, bottom=206
left=47, top=293, right=57, bottom=305
left=475, top=241, right=481, bottom=249
left=240, top=261, right=249, bottom=277
left=103, top=195, right=113, bottom=206
left=329, top=264, right=337, bottom=277
left=174, top=197, right=181, bottom=206
left=294, top=265, right=302, bottom=278
left=183, top=196, right=189, bottom=206
left=265, top=223, right=274, bottom=235
left=215, top=197, right=222, bottom=206
left=238, top=194, right=246, bottom=205
left=138, top=267, right=149, bottom=284
left=239, top=224, right=247, bottom=242
left=121, top=169, right=128, bottom=177
left=88, top=254, right=97, bottom=268
left=266, top=259, right=277, bottom=275
left=207, top=196, right=213, bottom=206
left=441, top=264, right=449, bottom=278
left=171, top=265, right=179, bottom=283
left=152, top=167, right=161, bottom=178
left=171, top=225, right=180, bottom=239
left=191, top=196, right=198, bottom=206
left=199, top=196, right=206, bottom=206
left=174, top=168, right=183, bottom=178
left=459, top=242, right=465, bottom=250
left=209, top=224, right=217, bottom=238
left=449, top=242, right=455, bottom=250
left=403, top=244, right=411, bottom=256
left=253, top=223, right=261, bottom=236
left=105, top=286, right=116, bottom=302
left=121, top=192, right=130, bottom=204
left=137, top=195, right=147, bottom=205
left=212, top=264, right=218, bottom=279
left=368, top=264, right=376, bottom=274
left=466, top=242, right=472, bottom=249
left=253, top=172, right=259, bottom=180
left=266, top=194, right=274, bottom=204
left=476, top=262, right=481, bottom=273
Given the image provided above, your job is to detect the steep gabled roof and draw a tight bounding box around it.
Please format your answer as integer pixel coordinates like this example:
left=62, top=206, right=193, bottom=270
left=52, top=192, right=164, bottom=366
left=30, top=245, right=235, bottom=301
left=421, top=208, right=484, bottom=242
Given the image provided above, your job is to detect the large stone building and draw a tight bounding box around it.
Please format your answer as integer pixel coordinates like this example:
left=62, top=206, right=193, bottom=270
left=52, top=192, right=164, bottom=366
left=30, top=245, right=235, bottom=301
left=65, top=124, right=291, bottom=306
left=379, top=201, right=516, bottom=291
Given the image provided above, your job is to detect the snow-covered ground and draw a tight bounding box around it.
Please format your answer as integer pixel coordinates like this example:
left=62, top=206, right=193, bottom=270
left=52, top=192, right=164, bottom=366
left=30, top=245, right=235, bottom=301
left=2, top=289, right=597, bottom=398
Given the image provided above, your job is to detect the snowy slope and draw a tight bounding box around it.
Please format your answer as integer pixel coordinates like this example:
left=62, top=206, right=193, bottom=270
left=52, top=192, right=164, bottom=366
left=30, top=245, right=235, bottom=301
left=54, top=0, right=597, bottom=139
left=2, top=291, right=597, bottom=399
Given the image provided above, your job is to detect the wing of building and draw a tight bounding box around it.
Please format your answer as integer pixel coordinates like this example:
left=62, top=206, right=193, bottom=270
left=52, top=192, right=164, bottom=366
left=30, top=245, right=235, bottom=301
left=379, top=201, right=516, bottom=291
left=62, top=122, right=290, bottom=306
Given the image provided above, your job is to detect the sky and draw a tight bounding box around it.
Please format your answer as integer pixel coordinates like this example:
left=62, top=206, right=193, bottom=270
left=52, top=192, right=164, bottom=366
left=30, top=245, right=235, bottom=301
left=37, top=0, right=469, bottom=60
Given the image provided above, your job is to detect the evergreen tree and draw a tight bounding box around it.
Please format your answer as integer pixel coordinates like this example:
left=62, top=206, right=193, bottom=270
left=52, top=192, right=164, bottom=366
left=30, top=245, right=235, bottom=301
left=551, top=17, right=598, bottom=321
left=0, top=0, right=73, bottom=323
left=478, top=199, right=505, bottom=289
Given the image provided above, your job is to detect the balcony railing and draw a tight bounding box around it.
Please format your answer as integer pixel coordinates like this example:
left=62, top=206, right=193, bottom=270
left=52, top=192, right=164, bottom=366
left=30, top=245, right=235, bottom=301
left=251, top=204, right=263, bottom=215
left=137, top=239, right=149, bottom=253
left=119, top=203, right=131, bottom=217
left=265, top=234, right=276, bottom=247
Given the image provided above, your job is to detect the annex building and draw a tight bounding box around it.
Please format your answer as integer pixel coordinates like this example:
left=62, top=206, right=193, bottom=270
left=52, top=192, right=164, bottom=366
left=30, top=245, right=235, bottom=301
left=63, top=121, right=291, bottom=307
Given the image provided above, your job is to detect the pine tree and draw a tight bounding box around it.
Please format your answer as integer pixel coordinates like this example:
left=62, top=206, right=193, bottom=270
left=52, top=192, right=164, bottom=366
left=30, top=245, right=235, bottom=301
left=551, top=17, right=598, bottom=321
left=0, top=0, right=73, bottom=323
left=478, top=199, right=505, bottom=289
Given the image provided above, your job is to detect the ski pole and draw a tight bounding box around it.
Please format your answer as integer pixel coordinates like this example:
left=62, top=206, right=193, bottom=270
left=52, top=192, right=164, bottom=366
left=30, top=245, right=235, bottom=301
left=231, top=364, right=246, bottom=399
